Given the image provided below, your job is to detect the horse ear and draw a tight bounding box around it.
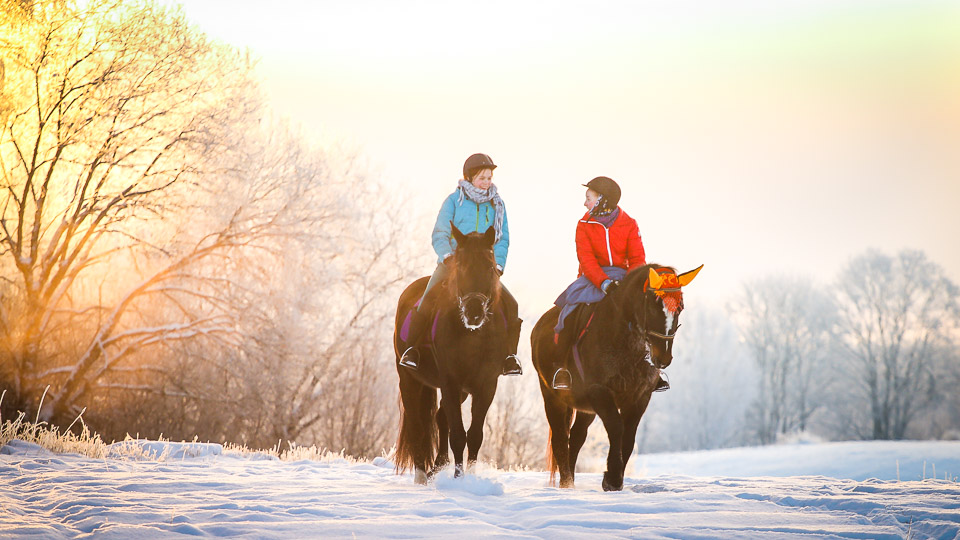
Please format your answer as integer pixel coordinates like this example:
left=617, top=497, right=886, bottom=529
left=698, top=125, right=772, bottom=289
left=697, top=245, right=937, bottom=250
left=648, top=268, right=664, bottom=290
left=451, top=222, right=466, bottom=244
left=482, top=226, right=496, bottom=246
left=678, top=264, right=704, bottom=287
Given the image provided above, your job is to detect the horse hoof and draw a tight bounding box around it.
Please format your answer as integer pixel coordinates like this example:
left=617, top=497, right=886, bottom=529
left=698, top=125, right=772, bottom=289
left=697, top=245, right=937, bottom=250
left=414, top=469, right=428, bottom=485
left=602, top=472, right=623, bottom=491
left=454, top=464, right=464, bottom=478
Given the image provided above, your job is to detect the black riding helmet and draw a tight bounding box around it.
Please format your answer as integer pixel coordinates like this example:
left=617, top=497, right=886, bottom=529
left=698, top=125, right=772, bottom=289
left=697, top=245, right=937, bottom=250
left=463, top=153, right=497, bottom=179
left=583, top=176, right=621, bottom=216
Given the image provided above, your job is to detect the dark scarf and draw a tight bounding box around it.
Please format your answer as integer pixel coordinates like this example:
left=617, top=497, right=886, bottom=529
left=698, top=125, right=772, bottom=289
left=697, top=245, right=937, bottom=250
left=594, top=207, right=620, bottom=228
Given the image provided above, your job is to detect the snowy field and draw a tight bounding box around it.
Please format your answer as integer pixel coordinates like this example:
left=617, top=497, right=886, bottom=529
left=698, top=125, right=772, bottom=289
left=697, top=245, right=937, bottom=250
left=2, top=439, right=959, bottom=539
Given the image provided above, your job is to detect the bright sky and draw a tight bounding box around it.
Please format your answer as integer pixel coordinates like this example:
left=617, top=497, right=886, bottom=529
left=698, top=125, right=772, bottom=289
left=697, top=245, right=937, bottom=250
left=169, top=0, right=960, bottom=314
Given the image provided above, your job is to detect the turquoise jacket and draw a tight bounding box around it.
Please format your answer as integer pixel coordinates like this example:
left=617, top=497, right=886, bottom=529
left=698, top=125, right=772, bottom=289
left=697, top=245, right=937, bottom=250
left=431, top=187, right=510, bottom=272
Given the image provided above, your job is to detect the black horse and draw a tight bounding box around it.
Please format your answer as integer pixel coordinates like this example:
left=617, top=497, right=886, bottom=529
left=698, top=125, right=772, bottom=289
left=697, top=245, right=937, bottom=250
left=393, top=227, right=515, bottom=484
left=531, top=263, right=702, bottom=491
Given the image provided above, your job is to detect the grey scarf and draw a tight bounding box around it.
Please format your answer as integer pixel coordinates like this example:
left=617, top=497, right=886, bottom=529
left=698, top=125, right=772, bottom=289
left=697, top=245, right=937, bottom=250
left=457, top=179, right=505, bottom=242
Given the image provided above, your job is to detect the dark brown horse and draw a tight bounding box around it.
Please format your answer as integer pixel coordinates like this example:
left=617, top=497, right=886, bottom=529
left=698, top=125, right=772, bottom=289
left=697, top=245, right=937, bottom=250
left=393, top=227, right=513, bottom=484
left=531, top=263, right=702, bottom=491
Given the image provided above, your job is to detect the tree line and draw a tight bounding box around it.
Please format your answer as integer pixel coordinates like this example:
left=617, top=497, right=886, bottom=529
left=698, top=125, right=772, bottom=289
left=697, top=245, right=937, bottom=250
left=0, top=0, right=422, bottom=457
left=639, top=249, right=960, bottom=453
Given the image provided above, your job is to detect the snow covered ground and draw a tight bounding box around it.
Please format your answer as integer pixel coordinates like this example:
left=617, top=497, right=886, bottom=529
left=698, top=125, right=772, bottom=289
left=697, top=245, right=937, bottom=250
left=2, top=438, right=959, bottom=539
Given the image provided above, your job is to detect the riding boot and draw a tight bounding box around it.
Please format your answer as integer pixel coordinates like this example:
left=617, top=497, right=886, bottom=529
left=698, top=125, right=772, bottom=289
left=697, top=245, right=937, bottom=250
left=501, top=317, right=523, bottom=376
left=654, top=370, right=670, bottom=392
left=399, top=309, right=430, bottom=370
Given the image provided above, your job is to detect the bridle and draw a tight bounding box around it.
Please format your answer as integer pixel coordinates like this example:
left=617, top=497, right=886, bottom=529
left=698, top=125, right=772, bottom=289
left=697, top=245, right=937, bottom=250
left=633, top=285, right=682, bottom=368
left=449, top=255, right=496, bottom=331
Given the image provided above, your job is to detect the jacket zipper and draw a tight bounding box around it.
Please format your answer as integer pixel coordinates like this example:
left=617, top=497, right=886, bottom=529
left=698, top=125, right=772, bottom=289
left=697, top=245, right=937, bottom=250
left=604, top=226, right=612, bottom=265
left=581, top=219, right=613, bottom=265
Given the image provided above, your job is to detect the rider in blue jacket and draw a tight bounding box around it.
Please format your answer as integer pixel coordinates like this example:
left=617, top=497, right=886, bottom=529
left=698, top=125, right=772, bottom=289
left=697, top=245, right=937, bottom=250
left=400, top=153, right=522, bottom=376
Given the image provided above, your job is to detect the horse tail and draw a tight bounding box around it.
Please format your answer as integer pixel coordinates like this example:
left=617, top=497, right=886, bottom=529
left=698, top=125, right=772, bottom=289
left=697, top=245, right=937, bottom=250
left=546, top=427, right=558, bottom=486
left=394, top=376, right=438, bottom=475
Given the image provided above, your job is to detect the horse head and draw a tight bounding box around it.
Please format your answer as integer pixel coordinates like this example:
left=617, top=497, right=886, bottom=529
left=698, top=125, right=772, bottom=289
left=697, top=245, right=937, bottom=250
left=448, top=225, right=500, bottom=330
left=628, top=264, right=703, bottom=368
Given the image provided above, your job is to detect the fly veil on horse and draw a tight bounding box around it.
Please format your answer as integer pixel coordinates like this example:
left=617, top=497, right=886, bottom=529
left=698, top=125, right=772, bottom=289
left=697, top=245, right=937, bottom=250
left=393, top=226, right=518, bottom=483
left=531, top=263, right=702, bottom=491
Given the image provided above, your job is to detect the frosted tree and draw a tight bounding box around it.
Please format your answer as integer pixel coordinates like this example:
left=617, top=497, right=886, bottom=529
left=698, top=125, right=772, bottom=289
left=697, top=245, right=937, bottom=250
left=733, top=276, right=835, bottom=444
left=483, top=375, right=547, bottom=468
left=637, top=306, right=754, bottom=453
left=0, top=0, right=256, bottom=424
left=833, top=249, right=960, bottom=440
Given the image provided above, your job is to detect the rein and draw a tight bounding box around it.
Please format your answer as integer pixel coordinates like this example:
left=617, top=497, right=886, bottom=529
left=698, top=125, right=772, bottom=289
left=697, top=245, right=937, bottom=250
left=570, top=269, right=681, bottom=375
left=631, top=278, right=682, bottom=368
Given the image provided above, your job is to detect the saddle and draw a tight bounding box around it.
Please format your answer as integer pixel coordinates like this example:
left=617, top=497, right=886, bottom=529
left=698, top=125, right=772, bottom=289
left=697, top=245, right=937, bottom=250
left=398, top=299, right=438, bottom=347
left=554, top=303, right=598, bottom=349
left=399, top=300, right=511, bottom=348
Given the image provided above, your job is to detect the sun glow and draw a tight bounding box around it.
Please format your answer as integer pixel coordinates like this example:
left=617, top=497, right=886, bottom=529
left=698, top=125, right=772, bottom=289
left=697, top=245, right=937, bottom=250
left=166, top=0, right=960, bottom=312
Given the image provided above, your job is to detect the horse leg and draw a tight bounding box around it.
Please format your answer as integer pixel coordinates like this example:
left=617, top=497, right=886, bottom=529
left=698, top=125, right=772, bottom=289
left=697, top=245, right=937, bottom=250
left=466, top=386, right=496, bottom=468
left=568, top=411, right=596, bottom=486
left=618, top=394, right=653, bottom=480
left=586, top=385, right=625, bottom=491
left=543, top=393, right=575, bottom=488
left=433, top=404, right=450, bottom=474
left=440, top=388, right=468, bottom=477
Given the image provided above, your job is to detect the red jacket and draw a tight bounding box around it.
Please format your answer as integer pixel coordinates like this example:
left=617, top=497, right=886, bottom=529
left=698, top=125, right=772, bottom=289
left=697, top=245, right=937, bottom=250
left=576, top=208, right=646, bottom=289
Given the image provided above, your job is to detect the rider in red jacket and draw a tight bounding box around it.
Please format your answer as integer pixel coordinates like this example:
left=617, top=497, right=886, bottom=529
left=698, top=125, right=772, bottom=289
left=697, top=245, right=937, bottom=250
left=551, top=177, right=668, bottom=392
left=576, top=183, right=646, bottom=292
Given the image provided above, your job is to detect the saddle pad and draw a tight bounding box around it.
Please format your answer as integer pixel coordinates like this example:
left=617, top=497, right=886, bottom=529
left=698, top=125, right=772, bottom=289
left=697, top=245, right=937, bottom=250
left=400, top=303, right=509, bottom=345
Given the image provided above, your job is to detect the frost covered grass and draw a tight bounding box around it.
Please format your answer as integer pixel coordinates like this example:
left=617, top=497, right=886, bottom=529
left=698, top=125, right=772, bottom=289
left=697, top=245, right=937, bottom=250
left=0, top=391, right=375, bottom=465
left=0, top=390, right=110, bottom=458
left=0, top=411, right=365, bottom=464
left=0, top=391, right=344, bottom=461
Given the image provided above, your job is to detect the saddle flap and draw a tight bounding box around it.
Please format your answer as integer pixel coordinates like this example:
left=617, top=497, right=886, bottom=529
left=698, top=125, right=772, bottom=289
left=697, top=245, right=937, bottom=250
left=398, top=303, right=445, bottom=346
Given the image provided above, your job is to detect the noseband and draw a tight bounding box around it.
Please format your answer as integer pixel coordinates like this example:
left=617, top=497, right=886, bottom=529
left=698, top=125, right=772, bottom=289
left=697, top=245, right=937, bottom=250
left=457, top=292, right=492, bottom=330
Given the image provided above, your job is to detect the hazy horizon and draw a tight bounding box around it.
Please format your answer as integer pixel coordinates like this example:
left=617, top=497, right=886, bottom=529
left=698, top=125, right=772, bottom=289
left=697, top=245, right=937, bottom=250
left=169, top=0, right=960, bottom=313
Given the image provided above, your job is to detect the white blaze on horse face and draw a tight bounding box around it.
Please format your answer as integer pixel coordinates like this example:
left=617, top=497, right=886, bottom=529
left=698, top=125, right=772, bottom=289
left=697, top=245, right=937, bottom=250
left=663, top=304, right=675, bottom=338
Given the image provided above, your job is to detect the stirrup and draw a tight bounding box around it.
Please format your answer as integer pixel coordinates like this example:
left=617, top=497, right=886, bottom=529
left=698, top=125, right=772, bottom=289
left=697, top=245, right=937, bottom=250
left=551, top=368, right=572, bottom=390
left=654, top=370, right=670, bottom=392
left=502, top=354, right=522, bottom=376
left=399, top=347, right=420, bottom=370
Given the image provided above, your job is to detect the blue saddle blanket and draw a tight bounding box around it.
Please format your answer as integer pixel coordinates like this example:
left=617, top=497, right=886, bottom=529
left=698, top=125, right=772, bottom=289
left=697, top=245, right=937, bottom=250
left=553, top=266, right=626, bottom=334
